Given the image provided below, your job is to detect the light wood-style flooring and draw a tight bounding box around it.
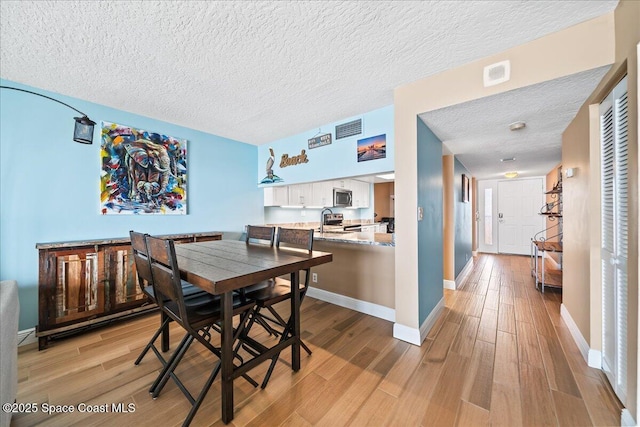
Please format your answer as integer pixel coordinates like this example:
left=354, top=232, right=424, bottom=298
left=13, top=254, right=623, bottom=426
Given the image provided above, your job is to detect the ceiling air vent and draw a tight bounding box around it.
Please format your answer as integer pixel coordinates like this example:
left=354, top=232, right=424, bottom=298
left=483, top=60, right=510, bottom=87
left=335, top=118, right=362, bottom=139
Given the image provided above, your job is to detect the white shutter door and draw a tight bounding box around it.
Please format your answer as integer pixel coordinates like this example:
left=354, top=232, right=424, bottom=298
left=600, top=76, right=628, bottom=403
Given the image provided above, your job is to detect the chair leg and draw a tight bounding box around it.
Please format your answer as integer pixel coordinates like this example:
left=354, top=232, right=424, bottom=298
left=150, top=333, right=194, bottom=397
left=182, top=362, right=222, bottom=427
left=260, top=318, right=311, bottom=389
left=135, top=316, right=170, bottom=365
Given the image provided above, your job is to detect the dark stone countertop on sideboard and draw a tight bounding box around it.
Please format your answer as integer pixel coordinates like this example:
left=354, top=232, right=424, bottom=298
left=35, top=231, right=224, bottom=249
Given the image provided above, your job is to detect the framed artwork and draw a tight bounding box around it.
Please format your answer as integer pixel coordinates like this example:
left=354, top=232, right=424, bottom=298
left=462, top=174, right=470, bottom=203
left=357, top=134, right=386, bottom=162
left=100, top=121, right=187, bottom=215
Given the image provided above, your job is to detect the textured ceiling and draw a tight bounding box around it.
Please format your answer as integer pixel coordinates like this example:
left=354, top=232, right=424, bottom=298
left=0, top=0, right=617, bottom=148
left=420, top=66, right=611, bottom=180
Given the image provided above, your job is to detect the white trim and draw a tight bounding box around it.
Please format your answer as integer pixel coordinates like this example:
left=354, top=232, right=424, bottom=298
left=588, top=349, right=602, bottom=369
left=561, top=304, right=601, bottom=368
left=621, top=409, right=635, bottom=426
left=455, top=257, right=474, bottom=288
left=472, top=250, right=478, bottom=257
left=393, top=323, right=421, bottom=346
left=443, top=280, right=456, bottom=290
left=306, top=287, right=395, bottom=322
left=18, top=327, right=37, bottom=347
left=419, top=297, right=445, bottom=342
left=392, top=297, right=445, bottom=346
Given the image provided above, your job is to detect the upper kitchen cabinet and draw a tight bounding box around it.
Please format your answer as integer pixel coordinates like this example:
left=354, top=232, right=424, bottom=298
left=311, top=181, right=334, bottom=207
left=351, top=180, right=370, bottom=208
left=288, top=183, right=313, bottom=206
left=264, top=186, right=289, bottom=206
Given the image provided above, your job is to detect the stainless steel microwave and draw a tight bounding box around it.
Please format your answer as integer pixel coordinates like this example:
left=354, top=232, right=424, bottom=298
left=333, top=188, right=352, bottom=207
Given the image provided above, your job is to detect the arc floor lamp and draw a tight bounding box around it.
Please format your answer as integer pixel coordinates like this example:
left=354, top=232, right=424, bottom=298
left=0, top=85, right=96, bottom=144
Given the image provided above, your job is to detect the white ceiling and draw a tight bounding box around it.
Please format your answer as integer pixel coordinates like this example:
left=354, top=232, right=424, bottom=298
left=420, top=66, right=611, bottom=180
left=0, top=0, right=617, bottom=152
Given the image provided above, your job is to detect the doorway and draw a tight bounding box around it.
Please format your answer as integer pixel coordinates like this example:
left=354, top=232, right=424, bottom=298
left=477, top=178, right=545, bottom=255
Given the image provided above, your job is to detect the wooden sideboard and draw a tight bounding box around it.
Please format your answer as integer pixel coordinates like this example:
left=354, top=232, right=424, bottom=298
left=36, top=231, right=223, bottom=350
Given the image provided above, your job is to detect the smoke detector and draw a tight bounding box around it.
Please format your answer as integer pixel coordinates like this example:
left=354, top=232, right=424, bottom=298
left=483, top=60, right=511, bottom=87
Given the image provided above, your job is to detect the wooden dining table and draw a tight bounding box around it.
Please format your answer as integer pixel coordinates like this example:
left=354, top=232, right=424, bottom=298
left=172, top=239, right=332, bottom=424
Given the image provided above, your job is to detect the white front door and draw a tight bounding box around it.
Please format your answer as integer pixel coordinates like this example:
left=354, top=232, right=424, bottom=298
left=477, top=180, right=498, bottom=254
left=497, top=178, right=545, bottom=255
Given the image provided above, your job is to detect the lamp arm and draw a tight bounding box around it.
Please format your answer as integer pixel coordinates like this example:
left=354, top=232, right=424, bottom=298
left=0, top=85, right=89, bottom=117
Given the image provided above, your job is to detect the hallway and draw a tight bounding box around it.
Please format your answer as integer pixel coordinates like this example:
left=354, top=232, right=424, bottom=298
left=421, top=253, right=623, bottom=425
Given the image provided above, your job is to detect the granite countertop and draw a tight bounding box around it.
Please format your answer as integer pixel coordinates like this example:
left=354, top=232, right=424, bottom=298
left=313, top=231, right=395, bottom=247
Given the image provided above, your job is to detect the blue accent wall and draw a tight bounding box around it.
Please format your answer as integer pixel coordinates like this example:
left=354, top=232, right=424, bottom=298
left=0, top=79, right=263, bottom=330
left=454, top=157, right=473, bottom=277
left=417, top=118, right=443, bottom=323
left=257, top=105, right=394, bottom=185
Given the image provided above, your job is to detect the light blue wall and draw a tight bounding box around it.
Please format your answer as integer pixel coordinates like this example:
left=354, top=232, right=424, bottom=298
left=0, top=79, right=263, bottom=330
left=417, top=118, right=443, bottom=324
left=454, top=158, right=473, bottom=277
left=257, top=105, right=394, bottom=185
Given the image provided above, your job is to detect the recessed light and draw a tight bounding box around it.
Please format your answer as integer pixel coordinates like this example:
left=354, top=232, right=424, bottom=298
left=504, top=171, right=519, bottom=178
left=509, top=121, right=526, bottom=131
left=500, top=157, right=515, bottom=162
left=376, top=173, right=395, bottom=180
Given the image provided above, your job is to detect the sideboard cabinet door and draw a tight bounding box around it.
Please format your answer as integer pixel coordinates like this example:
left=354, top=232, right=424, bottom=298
left=39, top=248, right=106, bottom=330
left=104, top=244, right=149, bottom=312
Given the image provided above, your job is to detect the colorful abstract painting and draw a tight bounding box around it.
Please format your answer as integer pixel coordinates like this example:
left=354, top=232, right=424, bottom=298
left=100, top=121, right=187, bottom=215
left=357, top=134, right=386, bottom=162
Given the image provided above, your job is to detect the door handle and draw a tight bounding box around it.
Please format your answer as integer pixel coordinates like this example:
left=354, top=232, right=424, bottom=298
left=610, top=257, right=620, bottom=266
left=498, top=213, right=503, bottom=219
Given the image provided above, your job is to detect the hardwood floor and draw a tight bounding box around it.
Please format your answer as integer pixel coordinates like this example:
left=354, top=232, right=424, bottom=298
left=13, top=254, right=623, bottom=426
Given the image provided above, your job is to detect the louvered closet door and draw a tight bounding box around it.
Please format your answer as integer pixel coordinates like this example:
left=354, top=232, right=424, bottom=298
left=600, top=75, right=628, bottom=403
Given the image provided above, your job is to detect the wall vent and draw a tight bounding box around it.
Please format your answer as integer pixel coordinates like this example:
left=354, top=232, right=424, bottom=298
left=483, top=60, right=511, bottom=87
left=335, top=119, right=362, bottom=139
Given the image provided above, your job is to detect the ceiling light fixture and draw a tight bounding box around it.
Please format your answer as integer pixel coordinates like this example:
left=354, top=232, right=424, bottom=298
left=376, top=173, right=395, bottom=180
left=0, top=85, right=96, bottom=144
left=500, top=157, right=515, bottom=162
left=504, top=171, right=519, bottom=179
left=509, top=121, right=526, bottom=131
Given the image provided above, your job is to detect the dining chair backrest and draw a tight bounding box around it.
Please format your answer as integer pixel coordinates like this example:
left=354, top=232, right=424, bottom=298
left=130, top=230, right=153, bottom=292
left=246, top=225, right=276, bottom=246
left=276, top=228, right=314, bottom=288
left=146, top=235, right=187, bottom=322
left=276, top=228, right=314, bottom=252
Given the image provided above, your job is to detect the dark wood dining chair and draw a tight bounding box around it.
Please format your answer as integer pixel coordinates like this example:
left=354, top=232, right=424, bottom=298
left=244, top=227, right=314, bottom=388
left=129, top=230, right=213, bottom=366
left=145, top=235, right=257, bottom=427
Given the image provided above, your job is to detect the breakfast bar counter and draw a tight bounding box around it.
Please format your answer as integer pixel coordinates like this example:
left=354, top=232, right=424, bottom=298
left=313, top=231, right=394, bottom=246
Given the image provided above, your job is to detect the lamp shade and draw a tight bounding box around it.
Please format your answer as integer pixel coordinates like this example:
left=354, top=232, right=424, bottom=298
left=73, top=116, right=96, bottom=144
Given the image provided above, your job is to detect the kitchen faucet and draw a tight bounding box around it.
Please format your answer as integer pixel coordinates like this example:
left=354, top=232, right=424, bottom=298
left=320, top=207, right=333, bottom=233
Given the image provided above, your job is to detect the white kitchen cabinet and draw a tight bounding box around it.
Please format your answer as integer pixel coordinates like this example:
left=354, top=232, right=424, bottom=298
left=264, top=186, right=289, bottom=206
left=333, top=179, right=350, bottom=189
left=311, top=180, right=334, bottom=207
left=351, top=180, right=370, bottom=208
left=288, top=183, right=313, bottom=206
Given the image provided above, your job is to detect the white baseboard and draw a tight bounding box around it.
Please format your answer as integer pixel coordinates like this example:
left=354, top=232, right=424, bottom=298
left=392, top=298, right=445, bottom=347
left=306, top=287, right=395, bottom=322
left=560, top=304, right=601, bottom=368
left=443, top=280, right=456, bottom=290
left=588, top=349, right=602, bottom=369
left=621, top=409, right=636, bottom=426
left=455, top=258, right=474, bottom=288
left=18, top=327, right=37, bottom=347
left=472, top=251, right=478, bottom=257
left=393, top=323, right=421, bottom=346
